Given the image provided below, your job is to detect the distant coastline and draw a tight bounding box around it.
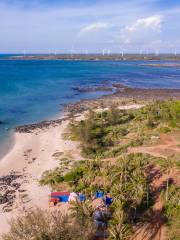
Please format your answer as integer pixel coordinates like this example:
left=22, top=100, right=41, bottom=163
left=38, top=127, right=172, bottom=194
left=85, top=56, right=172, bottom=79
left=2, top=53, right=180, bottom=61
left=142, top=63, right=180, bottom=68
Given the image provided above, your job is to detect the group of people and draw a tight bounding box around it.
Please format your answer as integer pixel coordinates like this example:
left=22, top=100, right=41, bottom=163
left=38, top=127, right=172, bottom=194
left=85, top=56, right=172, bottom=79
left=68, top=191, right=113, bottom=207
left=68, top=192, right=86, bottom=203
left=91, top=193, right=113, bottom=231
left=68, top=191, right=113, bottom=231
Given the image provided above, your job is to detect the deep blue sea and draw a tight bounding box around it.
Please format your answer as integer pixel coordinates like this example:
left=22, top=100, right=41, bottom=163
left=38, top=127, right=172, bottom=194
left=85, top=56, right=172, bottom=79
left=0, top=58, right=180, bottom=155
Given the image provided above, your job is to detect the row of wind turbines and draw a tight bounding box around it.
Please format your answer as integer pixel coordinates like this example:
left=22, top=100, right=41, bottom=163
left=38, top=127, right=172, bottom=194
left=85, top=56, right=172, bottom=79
left=22, top=48, right=178, bottom=56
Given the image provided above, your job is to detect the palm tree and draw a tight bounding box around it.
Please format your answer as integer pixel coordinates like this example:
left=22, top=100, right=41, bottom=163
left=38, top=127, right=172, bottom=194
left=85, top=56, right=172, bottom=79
left=109, top=202, right=132, bottom=240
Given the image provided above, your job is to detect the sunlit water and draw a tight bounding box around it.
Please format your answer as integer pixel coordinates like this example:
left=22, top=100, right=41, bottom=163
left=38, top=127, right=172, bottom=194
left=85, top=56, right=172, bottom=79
left=0, top=58, right=180, bottom=155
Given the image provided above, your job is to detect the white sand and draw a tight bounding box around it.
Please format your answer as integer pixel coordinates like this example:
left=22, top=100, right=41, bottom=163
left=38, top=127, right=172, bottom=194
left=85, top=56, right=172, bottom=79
left=97, top=104, right=144, bottom=112
left=0, top=119, right=81, bottom=237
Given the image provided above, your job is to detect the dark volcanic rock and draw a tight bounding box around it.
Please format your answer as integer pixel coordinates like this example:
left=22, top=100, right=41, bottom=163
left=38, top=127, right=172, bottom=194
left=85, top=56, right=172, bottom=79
left=0, top=174, right=21, bottom=186
left=15, top=116, right=70, bottom=133
left=0, top=173, right=22, bottom=211
left=64, top=84, right=180, bottom=114
left=72, top=86, right=113, bottom=93
left=0, top=190, right=15, bottom=204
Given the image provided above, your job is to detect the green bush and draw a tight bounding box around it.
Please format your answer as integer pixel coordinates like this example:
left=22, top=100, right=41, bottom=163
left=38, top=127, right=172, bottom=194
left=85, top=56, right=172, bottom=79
left=159, top=126, right=171, bottom=133
left=69, top=108, right=134, bottom=158
left=40, top=168, right=64, bottom=186
left=137, top=100, right=180, bottom=128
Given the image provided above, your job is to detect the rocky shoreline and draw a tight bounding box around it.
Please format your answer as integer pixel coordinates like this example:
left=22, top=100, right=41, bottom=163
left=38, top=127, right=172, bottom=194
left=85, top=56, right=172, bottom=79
left=142, top=63, right=180, bottom=68
left=15, top=84, right=180, bottom=132
left=113, top=84, right=180, bottom=100
left=15, top=116, right=70, bottom=133
left=65, top=84, right=180, bottom=114
left=72, top=85, right=114, bottom=93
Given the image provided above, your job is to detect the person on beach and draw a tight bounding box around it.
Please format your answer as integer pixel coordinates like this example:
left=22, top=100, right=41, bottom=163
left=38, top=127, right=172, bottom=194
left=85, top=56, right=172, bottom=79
left=93, top=205, right=111, bottom=230
left=68, top=192, right=78, bottom=203
left=78, top=192, right=86, bottom=202
left=104, top=193, right=113, bottom=208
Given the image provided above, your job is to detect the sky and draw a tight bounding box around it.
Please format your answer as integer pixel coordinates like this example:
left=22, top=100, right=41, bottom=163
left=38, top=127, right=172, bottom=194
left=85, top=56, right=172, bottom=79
left=0, top=0, right=180, bottom=54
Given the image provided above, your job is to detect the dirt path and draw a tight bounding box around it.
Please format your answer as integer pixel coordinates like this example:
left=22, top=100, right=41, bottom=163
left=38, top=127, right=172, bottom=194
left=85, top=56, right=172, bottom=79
left=129, top=134, right=180, bottom=159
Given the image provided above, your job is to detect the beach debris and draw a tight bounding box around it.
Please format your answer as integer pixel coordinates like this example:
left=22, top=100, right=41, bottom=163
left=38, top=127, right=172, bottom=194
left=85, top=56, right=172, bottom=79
left=151, top=135, right=160, bottom=140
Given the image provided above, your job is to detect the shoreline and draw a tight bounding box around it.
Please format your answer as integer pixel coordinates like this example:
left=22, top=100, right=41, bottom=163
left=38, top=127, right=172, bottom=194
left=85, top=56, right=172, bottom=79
left=64, top=84, right=180, bottom=114
left=1, top=83, right=180, bottom=165
left=0, top=113, right=82, bottom=237
left=0, top=131, right=15, bottom=160
left=12, top=84, right=180, bottom=132
left=0, top=84, right=180, bottom=237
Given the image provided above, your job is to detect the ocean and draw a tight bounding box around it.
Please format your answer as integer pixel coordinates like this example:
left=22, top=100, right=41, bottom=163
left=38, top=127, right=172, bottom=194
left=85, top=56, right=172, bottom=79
left=0, top=59, right=180, bottom=154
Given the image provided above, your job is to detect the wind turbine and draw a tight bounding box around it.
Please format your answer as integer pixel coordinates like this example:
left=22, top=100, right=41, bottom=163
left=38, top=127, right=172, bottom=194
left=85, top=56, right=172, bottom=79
left=23, top=49, right=26, bottom=56
left=119, top=46, right=124, bottom=58
left=121, top=49, right=124, bottom=58
left=155, top=49, right=159, bottom=56
left=70, top=46, right=75, bottom=58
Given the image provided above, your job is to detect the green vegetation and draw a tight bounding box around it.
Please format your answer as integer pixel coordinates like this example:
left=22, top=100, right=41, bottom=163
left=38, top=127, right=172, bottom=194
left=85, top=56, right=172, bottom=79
left=69, top=107, right=133, bottom=158
left=40, top=168, right=64, bottom=186
left=5, top=100, right=180, bottom=239
left=136, top=100, right=180, bottom=129
left=162, top=185, right=180, bottom=240
left=40, top=153, right=153, bottom=238
left=69, top=100, right=180, bottom=158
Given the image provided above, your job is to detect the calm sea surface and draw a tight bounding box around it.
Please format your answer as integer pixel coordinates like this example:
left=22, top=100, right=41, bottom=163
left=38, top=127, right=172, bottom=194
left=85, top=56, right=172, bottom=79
left=0, top=59, right=180, bottom=153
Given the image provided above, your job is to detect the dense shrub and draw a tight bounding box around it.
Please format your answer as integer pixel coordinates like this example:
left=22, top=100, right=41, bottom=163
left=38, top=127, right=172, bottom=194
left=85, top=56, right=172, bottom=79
left=137, top=100, right=180, bottom=128
left=2, top=208, right=92, bottom=240
left=70, top=108, right=134, bottom=158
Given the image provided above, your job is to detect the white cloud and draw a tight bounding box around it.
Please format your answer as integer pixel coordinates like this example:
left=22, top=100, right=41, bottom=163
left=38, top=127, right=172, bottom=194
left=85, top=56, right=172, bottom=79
left=80, top=22, right=110, bottom=33
left=115, top=15, right=164, bottom=49
left=126, top=15, right=163, bottom=32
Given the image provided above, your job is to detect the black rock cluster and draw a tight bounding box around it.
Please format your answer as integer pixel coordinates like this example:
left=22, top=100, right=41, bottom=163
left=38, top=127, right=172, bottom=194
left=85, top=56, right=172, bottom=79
left=15, top=117, right=69, bottom=133
left=0, top=172, right=22, bottom=212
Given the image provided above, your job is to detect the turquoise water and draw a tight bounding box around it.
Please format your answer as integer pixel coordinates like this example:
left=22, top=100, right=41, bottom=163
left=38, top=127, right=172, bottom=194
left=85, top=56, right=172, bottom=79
left=0, top=59, right=180, bottom=152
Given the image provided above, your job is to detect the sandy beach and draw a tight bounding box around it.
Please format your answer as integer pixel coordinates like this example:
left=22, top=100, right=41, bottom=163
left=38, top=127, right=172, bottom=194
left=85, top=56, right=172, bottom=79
left=0, top=117, right=81, bottom=237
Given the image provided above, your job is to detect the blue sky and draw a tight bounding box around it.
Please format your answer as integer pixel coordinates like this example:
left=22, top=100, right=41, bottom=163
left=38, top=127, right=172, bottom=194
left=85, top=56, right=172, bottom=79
left=0, top=0, right=180, bottom=53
